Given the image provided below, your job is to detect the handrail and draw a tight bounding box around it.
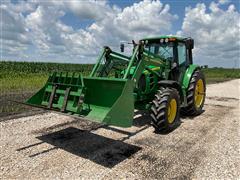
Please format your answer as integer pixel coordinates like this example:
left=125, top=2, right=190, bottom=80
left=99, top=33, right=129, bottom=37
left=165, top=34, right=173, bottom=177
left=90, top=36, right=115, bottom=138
left=89, top=48, right=107, bottom=77
left=109, top=52, right=130, bottom=62
left=110, top=51, right=131, bottom=61
left=123, top=45, right=139, bottom=79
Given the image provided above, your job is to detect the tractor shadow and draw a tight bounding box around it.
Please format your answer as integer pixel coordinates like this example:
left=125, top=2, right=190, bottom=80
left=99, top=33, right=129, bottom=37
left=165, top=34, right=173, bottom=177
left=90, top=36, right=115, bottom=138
left=133, top=110, right=182, bottom=135
left=26, top=127, right=141, bottom=168
left=158, top=110, right=206, bottom=134
left=154, top=109, right=206, bottom=135
left=132, top=110, right=151, bottom=127
left=180, top=109, right=205, bottom=120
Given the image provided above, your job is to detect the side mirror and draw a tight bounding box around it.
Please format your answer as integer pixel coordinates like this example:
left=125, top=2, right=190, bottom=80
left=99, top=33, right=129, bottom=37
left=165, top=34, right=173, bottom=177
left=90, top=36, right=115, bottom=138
left=186, top=39, right=194, bottom=49
left=120, top=43, right=124, bottom=52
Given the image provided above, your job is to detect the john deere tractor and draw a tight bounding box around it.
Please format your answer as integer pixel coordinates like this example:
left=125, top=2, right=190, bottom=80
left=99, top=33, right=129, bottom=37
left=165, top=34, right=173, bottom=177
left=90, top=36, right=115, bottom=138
left=25, top=36, right=206, bottom=132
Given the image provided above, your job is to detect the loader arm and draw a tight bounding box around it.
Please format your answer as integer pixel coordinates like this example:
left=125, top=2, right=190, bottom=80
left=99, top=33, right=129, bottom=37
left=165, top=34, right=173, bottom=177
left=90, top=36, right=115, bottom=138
left=89, top=43, right=166, bottom=83
left=25, top=42, right=166, bottom=127
left=25, top=44, right=147, bottom=127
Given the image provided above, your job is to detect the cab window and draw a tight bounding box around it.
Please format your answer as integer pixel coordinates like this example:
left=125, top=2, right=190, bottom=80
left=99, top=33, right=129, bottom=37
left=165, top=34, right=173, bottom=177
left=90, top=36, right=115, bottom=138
left=177, top=43, right=186, bottom=65
left=144, top=42, right=174, bottom=61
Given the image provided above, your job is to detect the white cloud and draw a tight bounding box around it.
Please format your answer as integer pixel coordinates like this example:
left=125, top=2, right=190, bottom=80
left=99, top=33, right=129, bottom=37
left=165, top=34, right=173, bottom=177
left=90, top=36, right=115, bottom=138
left=178, top=2, right=240, bottom=68
left=25, top=4, right=99, bottom=62
left=85, top=0, right=177, bottom=56
left=0, top=4, right=31, bottom=57
left=3, top=0, right=239, bottom=67
left=66, top=0, right=113, bottom=21
left=218, top=0, right=231, bottom=5
left=114, top=0, right=177, bottom=35
left=1, top=0, right=177, bottom=63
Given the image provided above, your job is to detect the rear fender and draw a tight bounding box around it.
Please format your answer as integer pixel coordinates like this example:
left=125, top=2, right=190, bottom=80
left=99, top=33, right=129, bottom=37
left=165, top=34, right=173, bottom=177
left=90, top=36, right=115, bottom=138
left=182, top=65, right=200, bottom=89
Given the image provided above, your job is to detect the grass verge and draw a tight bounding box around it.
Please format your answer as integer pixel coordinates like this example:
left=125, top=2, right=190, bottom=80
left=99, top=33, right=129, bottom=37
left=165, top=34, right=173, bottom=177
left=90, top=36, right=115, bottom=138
left=0, top=74, right=48, bottom=95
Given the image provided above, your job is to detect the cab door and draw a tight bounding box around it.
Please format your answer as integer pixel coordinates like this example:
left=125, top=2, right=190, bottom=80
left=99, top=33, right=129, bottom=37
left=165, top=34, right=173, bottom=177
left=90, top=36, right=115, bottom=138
left=177, top=42, right=188, bottom=83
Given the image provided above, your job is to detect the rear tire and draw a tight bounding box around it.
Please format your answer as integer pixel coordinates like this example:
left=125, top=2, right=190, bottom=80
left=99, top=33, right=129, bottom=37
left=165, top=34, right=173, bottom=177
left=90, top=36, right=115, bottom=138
left=150, top=88, right=180, bottom=132
left=182, top=69, right=206, bottom=116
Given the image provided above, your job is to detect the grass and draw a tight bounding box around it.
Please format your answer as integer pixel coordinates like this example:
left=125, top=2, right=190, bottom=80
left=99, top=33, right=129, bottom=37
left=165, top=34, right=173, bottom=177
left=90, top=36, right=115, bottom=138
left=0, top=61, right=240, bottom=94
left=0, top=61, right=93, bottom=94
left=0, top=73, right=48, bottom=94
left=202, top=68, right=240, bottom=84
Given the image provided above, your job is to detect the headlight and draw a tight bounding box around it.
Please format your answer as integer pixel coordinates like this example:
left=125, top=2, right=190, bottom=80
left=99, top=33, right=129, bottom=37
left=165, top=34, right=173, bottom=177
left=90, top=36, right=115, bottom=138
left=160, top=39, right=164, bottom=43
left=165, top=38, right=169, bottom=43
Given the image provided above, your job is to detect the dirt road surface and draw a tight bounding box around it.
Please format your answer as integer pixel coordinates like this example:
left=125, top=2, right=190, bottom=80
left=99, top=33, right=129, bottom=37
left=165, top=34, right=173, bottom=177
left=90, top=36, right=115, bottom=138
left=1, top=79, right=239, bottom=179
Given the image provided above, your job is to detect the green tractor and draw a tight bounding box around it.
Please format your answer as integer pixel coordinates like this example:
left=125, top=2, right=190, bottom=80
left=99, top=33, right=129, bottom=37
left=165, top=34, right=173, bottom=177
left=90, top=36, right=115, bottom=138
left=25, top=36, right=206, bottom=132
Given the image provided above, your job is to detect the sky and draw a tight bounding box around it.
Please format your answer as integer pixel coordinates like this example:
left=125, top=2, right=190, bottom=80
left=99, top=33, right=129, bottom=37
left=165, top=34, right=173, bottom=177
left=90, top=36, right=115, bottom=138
left=1, top=0, right=239, bottom=68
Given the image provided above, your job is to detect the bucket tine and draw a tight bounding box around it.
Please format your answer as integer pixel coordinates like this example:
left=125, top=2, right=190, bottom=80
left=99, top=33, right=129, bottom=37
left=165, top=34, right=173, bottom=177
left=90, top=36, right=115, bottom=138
left=61, top=87, right=71, bottom=112
left=59, top=72, right=62, bottom=83
left=76, top=74, right=80, bottom=85
left=64, top=72, right=68, bottom=84
left=70, top=72, right=75, bottom=84
left=52, top=72, right=57, bottom=83
left=47, top=85, right=57, bottom=108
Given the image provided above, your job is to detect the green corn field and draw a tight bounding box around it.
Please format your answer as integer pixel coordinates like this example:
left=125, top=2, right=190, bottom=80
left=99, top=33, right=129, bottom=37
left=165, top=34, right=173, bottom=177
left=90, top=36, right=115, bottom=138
left=0, top=61, right=239, bottom=116
left=1, top=61, right=240, bottom=94
left=0, top=61, right=94, bottom=94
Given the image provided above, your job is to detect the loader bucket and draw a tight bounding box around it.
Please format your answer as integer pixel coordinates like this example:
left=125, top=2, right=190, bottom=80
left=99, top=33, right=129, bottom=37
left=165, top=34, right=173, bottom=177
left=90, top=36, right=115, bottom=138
left=26, top=72, right=134, bottom=127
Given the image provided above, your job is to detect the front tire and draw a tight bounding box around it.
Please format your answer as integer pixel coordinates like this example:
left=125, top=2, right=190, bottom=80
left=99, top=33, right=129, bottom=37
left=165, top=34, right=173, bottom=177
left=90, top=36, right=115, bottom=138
left=150, top=88, right=180, bottom=132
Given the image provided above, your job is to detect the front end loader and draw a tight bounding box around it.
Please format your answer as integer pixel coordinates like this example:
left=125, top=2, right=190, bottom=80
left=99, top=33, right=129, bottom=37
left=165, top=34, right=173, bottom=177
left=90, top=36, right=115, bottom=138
left=25, top=36, right=206, bottom=132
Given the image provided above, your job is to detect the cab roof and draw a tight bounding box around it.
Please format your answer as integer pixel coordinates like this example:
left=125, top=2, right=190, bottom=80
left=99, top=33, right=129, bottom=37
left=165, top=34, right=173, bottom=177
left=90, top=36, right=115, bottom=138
left=141, top=35, right=186, bottom=41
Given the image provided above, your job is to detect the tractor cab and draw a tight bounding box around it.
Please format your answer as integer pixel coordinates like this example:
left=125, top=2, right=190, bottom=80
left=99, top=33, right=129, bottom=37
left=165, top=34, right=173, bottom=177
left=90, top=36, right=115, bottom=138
left=141, top=36, right=194, bottom=82
left=141, top=36, right=194, bottom=65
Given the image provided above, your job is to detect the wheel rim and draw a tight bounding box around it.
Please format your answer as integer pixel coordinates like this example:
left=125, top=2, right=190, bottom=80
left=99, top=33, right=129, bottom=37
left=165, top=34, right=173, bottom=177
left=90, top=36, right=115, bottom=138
left=168, top=99, right=177, bottom=124
left=194, top=79, right=204, bottom=108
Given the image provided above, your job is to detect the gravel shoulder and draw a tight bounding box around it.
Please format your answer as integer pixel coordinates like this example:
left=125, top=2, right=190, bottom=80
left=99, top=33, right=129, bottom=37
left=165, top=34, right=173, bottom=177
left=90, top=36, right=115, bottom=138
left=0, top=79, right=239, bottom=179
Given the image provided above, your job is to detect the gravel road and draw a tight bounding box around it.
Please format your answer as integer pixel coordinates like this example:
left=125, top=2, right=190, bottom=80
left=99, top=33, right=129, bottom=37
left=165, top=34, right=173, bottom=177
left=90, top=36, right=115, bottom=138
left=1, top=79, right=239, bottom=179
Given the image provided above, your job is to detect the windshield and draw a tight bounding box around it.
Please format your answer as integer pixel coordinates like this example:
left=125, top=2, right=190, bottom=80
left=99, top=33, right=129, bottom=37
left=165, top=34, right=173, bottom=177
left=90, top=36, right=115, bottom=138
left=144, top=42, right=174, bottom=61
